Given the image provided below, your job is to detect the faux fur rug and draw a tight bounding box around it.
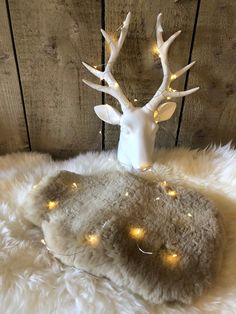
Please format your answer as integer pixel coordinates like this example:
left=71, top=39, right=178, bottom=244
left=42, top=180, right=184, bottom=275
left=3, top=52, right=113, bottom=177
left=1, top=145, right=236, bottom=314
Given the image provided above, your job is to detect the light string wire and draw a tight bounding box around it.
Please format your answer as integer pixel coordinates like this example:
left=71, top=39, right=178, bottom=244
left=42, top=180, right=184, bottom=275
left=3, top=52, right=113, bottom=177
left=91, top=19, right=177, bottom=104
left=37, top=178, right=181, bottom=257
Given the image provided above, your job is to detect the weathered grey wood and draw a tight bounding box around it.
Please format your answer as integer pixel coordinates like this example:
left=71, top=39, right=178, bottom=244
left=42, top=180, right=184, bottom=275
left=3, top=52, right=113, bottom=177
left=177, top=0, right=236, bottom=148
left=0, top=0, right=29, bottom=155
left=8, top=0, right=102, bottom=158
left=104, top=0, right=199, bottom=150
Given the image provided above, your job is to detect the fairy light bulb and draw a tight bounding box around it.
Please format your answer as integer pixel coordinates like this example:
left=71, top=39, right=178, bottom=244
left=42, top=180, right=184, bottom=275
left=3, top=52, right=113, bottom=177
left=160, top=181, right=168, bottom=187
left=163, top=251, right=180, bottom=266
left=166, top=189, right=177, bottom=198
left=125, top=191, right=129, bottom=197
left=41, top=239, right=46, bottom=245
left=171, top=74, right=177, bottom=80
left=160, top=181, right=177, bottom=199
left=129, top=227, right=145, bottom=240
left=114, top=82, right=119, bottom=88
left=187, top=213, right=193, bottom=217
left=85, top=234, right=100, bottom=247
left=41, top=238, right=50, bottom=251
left=152, top=44, right=160, bottom=56
left=47, top=200, right=58, bottom=210
left=72, top=182, right=78, bottom=189
left=134, top=98, right=138, bottom=102
left=167, top=97, right=171, bottom=100
left=154, top=110, right=159, bottom=123
left=140, top=163, right=151, bottom=171
left=94, top=65, right=98, bottom=69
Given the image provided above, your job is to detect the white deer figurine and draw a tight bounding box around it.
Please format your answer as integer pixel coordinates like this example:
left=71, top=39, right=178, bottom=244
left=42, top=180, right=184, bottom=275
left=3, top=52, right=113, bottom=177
left=83, top=12, right=199, bottom=171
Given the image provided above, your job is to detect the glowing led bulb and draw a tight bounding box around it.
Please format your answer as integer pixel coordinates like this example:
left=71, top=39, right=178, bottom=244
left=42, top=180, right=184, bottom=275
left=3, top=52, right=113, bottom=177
left=94, top=65, right=98, bottom=69
left=41, top=239, right=46, bottom=245
left=134, top=98, right=138, bottom=102
left=114, top=82, right=119, bottom=88
left=154, top=110, right=159, bottom=123
left=41, top=238, right=50, bottom=251
left=155, top=197, right=160, bottom=201
left=125, top=191, right=129, bottom=196
left=187, top=213, right=193, bottom=217
left=33, top=184, right=38, bottom=189
left=47, top=200, right=58, bottom=210
left=99, top=130, right=102, bottom=134
left=167, top=97, right=171, bottom=100
left=152, top=45, right=160, bottom=56
left=85, top=234, right=100, bottom=247
left=72, top=182, right=78, bottom=189
left=171, top=74, right=177, bottom=80
left=166, top=190, right=177, bottom=198
left=163, top=251, right=180, bottom=266
left=129, top=227, right=145, bottom=240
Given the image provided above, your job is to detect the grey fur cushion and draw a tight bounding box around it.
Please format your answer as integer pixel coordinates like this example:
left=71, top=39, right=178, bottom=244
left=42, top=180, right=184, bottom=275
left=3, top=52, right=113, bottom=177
left=23, top=170, right=225, bottom=304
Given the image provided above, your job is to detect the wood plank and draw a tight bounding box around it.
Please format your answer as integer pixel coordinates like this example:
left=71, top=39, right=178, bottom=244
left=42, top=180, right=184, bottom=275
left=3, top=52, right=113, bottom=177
left=8, top=0, right=102, bottom=158
left=0, top=0, right=29, bottom=155
left=104, top=0, right=199, bottom=150
left=177, top=0, right=236, bottom=148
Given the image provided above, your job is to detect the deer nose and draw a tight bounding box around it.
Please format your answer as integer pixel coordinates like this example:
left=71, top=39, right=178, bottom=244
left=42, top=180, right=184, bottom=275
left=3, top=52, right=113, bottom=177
left=135, top=162, right=153, bottom=172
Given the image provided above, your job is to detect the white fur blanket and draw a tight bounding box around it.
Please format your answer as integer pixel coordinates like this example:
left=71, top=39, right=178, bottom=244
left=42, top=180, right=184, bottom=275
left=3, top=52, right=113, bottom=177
left=1, top=145, right=236, bottom=314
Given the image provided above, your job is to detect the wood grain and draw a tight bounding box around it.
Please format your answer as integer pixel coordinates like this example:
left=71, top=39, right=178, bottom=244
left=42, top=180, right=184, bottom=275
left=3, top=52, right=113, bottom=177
left=8, top=0, right=102, bottom=158
left=104, top=0, right=199, bottom=150
left=0, top=0, right=29, bottom=155
left=177, top=0, right=236, bottom=148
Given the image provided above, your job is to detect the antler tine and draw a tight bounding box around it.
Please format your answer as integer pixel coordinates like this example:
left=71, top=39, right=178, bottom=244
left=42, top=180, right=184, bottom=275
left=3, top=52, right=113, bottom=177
left=171, top=61, right=196, bottom=81
left=144, top=13, right=199, bottom=113
left=83, top=12, right=133, bottom=112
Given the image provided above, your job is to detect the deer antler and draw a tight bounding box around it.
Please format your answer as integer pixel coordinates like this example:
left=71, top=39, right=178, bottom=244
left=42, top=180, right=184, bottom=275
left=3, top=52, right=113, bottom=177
left=144, top=13, right=199, bottom=112
left=82, top=12, right=133, bottom=112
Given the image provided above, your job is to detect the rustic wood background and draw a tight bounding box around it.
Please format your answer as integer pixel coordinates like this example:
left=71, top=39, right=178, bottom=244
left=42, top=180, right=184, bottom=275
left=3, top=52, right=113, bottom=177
left=0, top=0, right=235, bottom=158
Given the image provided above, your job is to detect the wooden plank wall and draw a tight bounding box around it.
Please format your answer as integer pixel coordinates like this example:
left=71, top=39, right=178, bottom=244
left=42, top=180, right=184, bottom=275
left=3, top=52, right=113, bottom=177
left=0, top=0, right=29, bottom=154
left=0, top=0, right=235, bottom=158
left=178, top=0, right=236, bottom=148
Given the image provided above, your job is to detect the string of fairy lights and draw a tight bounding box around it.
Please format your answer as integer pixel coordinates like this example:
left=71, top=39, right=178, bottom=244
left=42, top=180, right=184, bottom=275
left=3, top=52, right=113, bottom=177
left=87, top=18, right=179, bottom=140
left=92, top=53, right=177, bottom=103
left=37, top=15, right=190, bottom=269
left=35, top=174, right=194, bottom=268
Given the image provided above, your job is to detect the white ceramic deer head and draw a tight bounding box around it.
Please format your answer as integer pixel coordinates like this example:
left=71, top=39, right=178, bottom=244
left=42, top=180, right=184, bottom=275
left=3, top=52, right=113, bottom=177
left=83, top=12, right=199, bottom=170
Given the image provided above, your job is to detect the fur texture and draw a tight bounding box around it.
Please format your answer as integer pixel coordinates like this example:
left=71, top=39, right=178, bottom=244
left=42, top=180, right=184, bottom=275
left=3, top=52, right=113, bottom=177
left=0, top=145, right=236, bottom=313
left=22, top=170, right=224, bottom=305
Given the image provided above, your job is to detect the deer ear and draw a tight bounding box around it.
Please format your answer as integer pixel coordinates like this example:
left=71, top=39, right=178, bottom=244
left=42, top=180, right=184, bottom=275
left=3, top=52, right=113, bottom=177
left=94, top=104, right=122, bottom=125
left=156, top=102, right=177, bottom=122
